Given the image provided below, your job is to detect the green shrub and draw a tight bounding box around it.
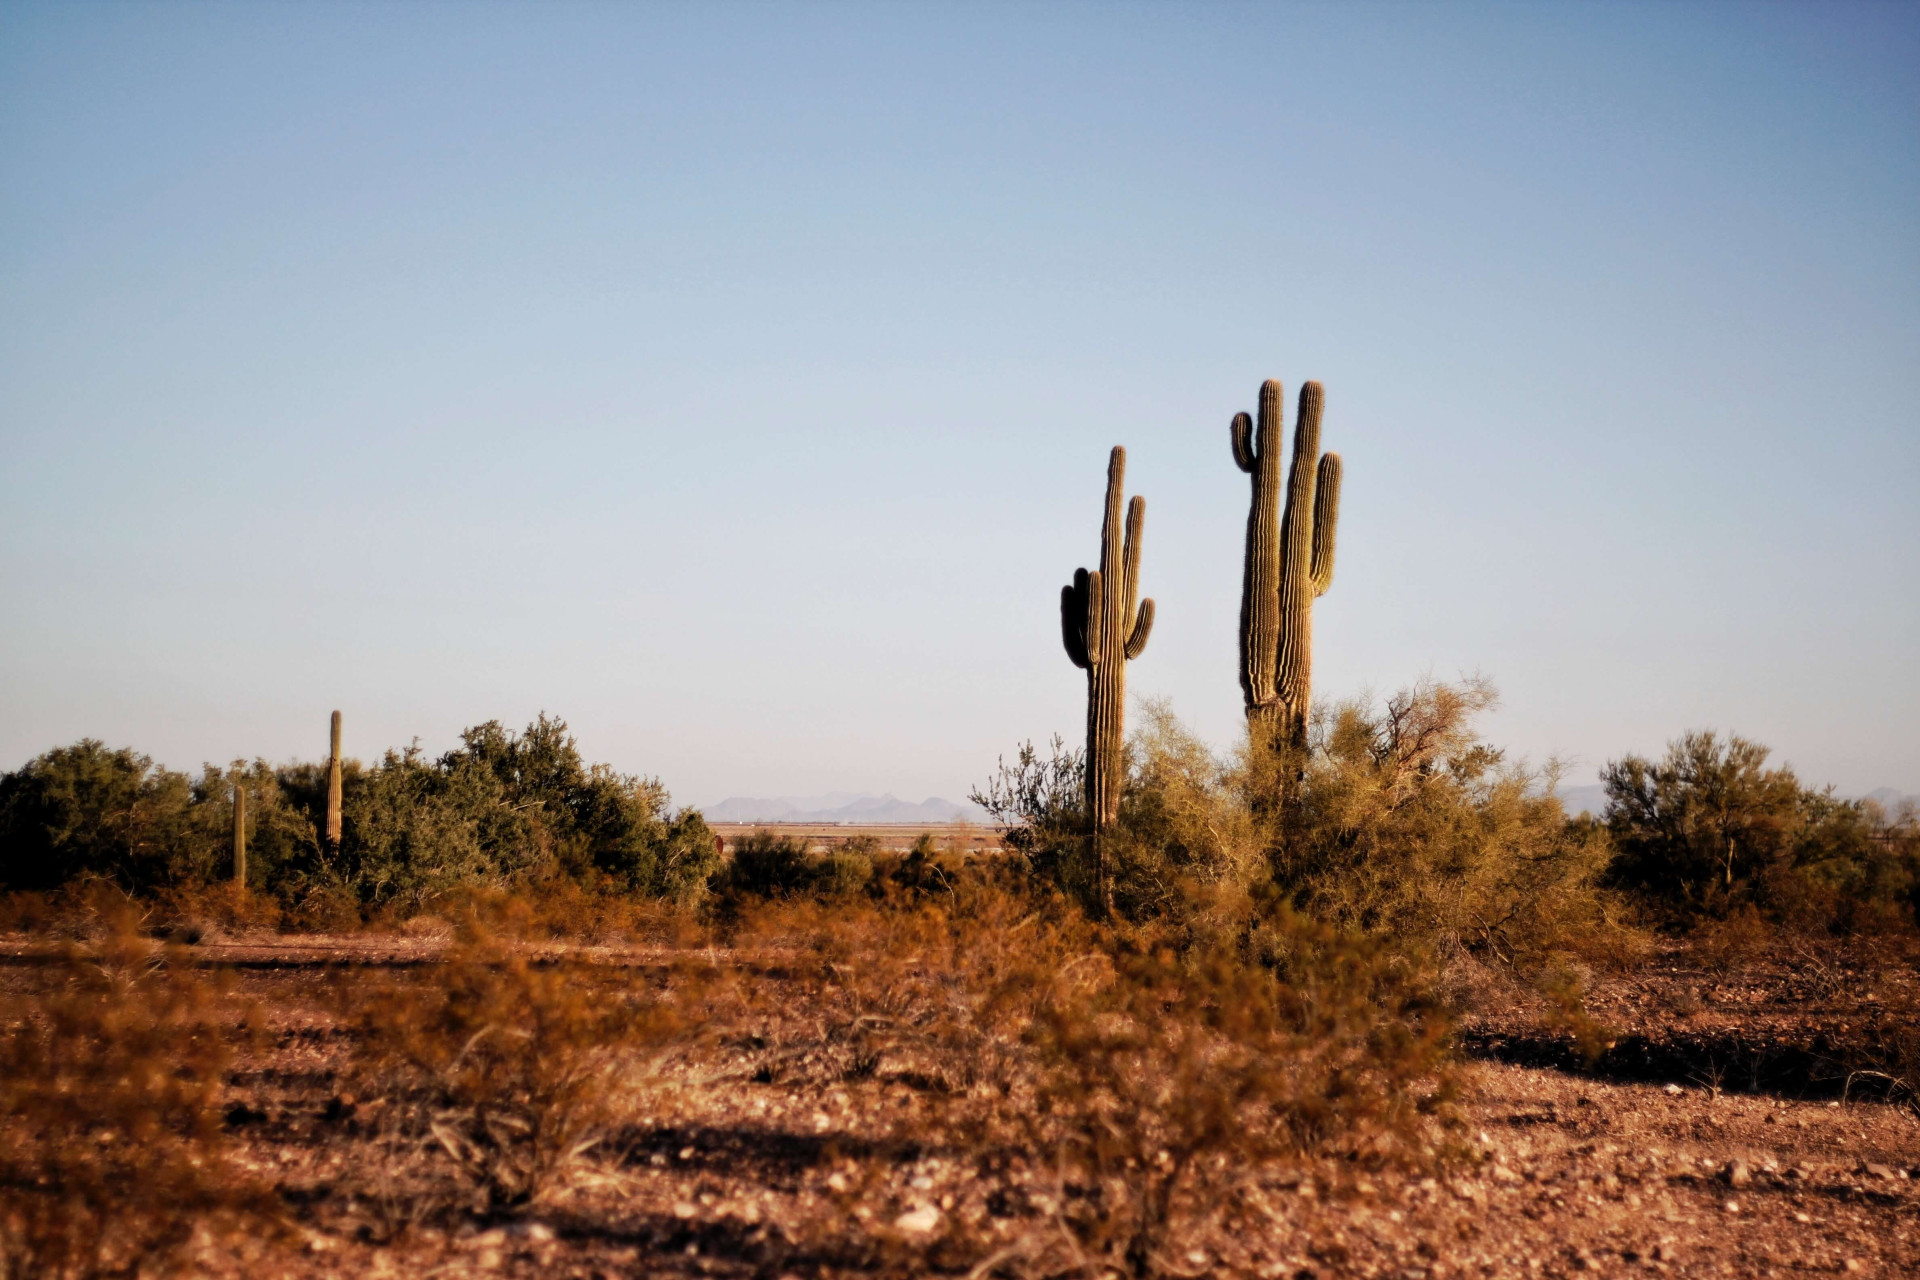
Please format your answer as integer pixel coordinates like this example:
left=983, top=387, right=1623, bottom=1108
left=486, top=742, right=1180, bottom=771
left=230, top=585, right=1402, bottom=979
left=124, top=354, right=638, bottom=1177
left=1603, top=730, right=1920, bottom=931
left=0, top=741, right=197, bottom=893
left=0, top=715, right=717, bottom=914
left=712, top=828, right=818, bottom=901
left=1263, top=678, right=1618, bottom=966
left=975, top=682, right=1616, bottom=967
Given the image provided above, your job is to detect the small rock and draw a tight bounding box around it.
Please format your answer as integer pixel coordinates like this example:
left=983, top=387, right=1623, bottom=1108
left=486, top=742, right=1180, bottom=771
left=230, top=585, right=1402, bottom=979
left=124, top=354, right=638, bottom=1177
left=826, top=1172, right=849, bottom=1193
left=672, top=1202, right=697, bottom=1220
left=510, top=1221, right=555, bottom=1243
left=1793, top=1212, right=1812, bottom=1224
left=1862, top=1163, right=1894, bottom=1180
left=678, top=1146, right=695, bottom=1160
left=1722, top=1199, right=1740, bottom=1214
left=1843, top=1261, right=1864, bottom=1274
left=1724, top=1160, right=1751, bottom=1187
left=1187, top=1251, right=1207, bottom=1266
left=1663, top=1083, right=1683, bottom=1095
left=1491, top=1164, right=1520, bottom=1183
left=894, top=1204, right=942, bottom=1235
left=812, top=1112, right=832, bottom=1132
left=910, top=1174, right=934, bottom=1190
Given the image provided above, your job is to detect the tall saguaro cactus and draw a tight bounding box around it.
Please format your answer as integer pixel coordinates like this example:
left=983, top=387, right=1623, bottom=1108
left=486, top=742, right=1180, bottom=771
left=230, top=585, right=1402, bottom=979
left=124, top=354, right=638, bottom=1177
left=232, top=783, right=247, bottom=887
left=1061, top=446, right=1155, bottom=911
left=324, top=710, right=343, bottom=853
left=1232, top=379, right=1341, bottom=749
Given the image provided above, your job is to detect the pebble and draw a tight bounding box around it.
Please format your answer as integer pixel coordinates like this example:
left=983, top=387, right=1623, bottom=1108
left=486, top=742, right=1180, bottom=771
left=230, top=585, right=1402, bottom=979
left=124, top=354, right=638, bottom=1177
left=894, top=1204, right=942, bottom=1234
left=1724, top=1160, right=1751, bottom=1187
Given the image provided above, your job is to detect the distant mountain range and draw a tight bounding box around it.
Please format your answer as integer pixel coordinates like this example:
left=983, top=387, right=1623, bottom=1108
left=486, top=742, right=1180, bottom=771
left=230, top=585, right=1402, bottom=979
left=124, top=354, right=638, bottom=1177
left=703, top=785, right=1915, bottom=826
left=1555, top=784, right=1917, bottom=818
left=701, top=792, right=992, bottom=825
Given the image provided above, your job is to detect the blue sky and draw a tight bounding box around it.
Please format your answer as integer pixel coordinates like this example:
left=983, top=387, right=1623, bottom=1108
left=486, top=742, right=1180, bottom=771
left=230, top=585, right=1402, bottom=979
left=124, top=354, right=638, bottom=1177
left=3, top=2, right=1915, bottom=806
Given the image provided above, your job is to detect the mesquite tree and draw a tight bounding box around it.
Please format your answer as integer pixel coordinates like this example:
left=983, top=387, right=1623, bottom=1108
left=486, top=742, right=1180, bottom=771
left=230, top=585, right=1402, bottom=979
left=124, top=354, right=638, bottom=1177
left=1061, top=446, right=1155, bottom=912
left=1232, top=379, right=1341, bottom=750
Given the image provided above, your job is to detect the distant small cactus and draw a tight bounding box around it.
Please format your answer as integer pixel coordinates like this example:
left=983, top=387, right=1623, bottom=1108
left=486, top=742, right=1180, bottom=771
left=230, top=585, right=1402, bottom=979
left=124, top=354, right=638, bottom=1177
left=324, top=710, right=343, bottom=852
left=1231, top=380, right=1341, bottom=749
left=1061, top=446, right=1154, bottom=913
left=231, top=783, right=246, bottom=887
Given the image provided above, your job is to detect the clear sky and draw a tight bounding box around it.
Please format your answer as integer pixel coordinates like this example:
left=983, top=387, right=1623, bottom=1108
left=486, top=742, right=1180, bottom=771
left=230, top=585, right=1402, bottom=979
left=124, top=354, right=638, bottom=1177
left=3, top=2, right=1916, bottom=807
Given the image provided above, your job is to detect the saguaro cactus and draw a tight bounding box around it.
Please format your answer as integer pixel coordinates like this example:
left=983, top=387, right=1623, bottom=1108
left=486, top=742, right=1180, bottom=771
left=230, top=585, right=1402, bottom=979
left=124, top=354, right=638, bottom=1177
left=1232, top=379, right=1341, bottom=749
left=232, top=783, right=247, bottom=887
left=324, top=710, right=343, bottom=852
left=1061, top=446, right=1155, bottom=911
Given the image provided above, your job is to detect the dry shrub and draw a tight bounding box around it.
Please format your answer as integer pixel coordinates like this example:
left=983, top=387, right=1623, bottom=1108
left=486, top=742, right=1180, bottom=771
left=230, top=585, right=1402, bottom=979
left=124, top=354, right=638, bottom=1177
left=1689, top=904, right=1776, bottom=973
left=342, top=928, right=710, bottom=1215
left=1273, top=678, right=1622, bottom=968
left=734, top=877, right=1456, bottom=1279
left=728, top=877, right=1056, bottom=1099
left=0, top=912, right=275, bottom=1278
left=1011, top=907, right=1456, bottom=1278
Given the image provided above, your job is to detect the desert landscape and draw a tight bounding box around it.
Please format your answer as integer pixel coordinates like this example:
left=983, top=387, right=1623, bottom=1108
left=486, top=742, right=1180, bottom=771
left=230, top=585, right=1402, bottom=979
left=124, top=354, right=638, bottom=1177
left=4, top=5, right=1916, bottom=1279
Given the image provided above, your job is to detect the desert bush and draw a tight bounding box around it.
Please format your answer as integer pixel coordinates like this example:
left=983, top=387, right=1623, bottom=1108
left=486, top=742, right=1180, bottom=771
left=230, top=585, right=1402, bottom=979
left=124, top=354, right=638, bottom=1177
left=0, top=741, right=197, bottom=894
left=1268, top=678, right=1620, bottom=967
left=1603, top=731, right=1920, bottom=932
left=711, top=829, right=821, bottom=905
left=976, top=712, right=1259, bottom=921
left=343, top=928, right=709, bottom=1214
left=728, top=881, right=1046, bottom=1098
left=1015, top=906, right=1456, bottom=1276
left=978, top=684, right=1611, bottom=967
left=734, top=873, right=1456, bottom=1278
left=0, top=909, right=276, bottom=1277
left=0, top=714, right=718, bottom=916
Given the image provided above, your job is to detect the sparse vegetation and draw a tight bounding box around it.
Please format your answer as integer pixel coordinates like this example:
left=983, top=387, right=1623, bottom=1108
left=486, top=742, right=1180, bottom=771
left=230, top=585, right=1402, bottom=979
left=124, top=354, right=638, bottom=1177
left=0, top=902, right=279, bottom=1278
left=0, top=714, right=716, bottom=921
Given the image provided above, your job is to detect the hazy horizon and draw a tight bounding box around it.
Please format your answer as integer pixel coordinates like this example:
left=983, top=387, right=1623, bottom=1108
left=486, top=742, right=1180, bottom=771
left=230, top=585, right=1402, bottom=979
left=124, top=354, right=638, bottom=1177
left=4, top=3, right=1916, bottom=806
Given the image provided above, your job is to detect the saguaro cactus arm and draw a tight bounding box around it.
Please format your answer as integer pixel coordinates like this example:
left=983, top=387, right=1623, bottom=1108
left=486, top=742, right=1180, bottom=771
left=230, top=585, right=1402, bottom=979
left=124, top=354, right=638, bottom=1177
left=1060, top=568, right=1104, bottom=669
left=1061, top=573, right=1088, bottom=669
left=1230, top=411, right=1257, bottom=474
left=1311, top=452, right=1342, bottom=595
left=1119, top=494, right=1154, bottom=659
left=1125, top=598, right=1155, bottom=659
